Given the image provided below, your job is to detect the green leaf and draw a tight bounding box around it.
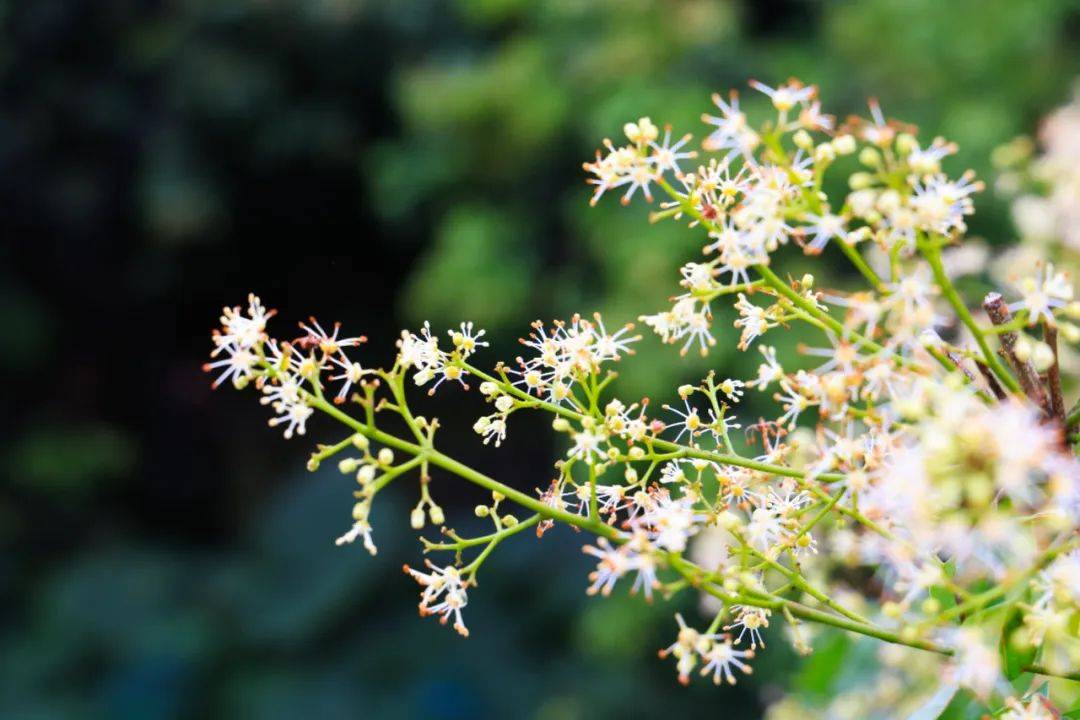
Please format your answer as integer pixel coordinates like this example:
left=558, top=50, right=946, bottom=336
left=998, top=599, right=1036, bottom=681
left=793, top=631, right=849, bottom=697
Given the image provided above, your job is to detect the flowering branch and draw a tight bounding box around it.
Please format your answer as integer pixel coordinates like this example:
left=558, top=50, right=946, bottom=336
left=206, top=79, right=1080, bottom=714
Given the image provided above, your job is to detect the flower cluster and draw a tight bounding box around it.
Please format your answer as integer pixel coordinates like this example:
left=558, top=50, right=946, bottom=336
left=206, top=80, right=1080, bottom=717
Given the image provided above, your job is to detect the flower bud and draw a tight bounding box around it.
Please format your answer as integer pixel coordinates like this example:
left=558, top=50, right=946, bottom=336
left=410, top=506, right=425, bottom=529
left=717, top=510, right=742, bottom=530
left=338, top=458, right=359, bottom=474
left=895, top=133, right=917, bottom=156
left=475, top=504, right=490, bottom=518
left=377, top=448, right=394, bottom=466
left=495, top=395, right=514, bottom=413
left=352, top=501, right=369, bottom=521
left=479, top=381, right=499, bottom=396
left=677, top=384, right=695, bottom=399
left=1013, top=335, right=1032, bottom=362
left=552, top=417, right=570, bottom=432
left=628, top=446, right=646, bottom=460
left=849, top=172, right=875, bottom=190
left=793, top=129, right=813, bottom=151
left=351, top=433, right=369, bottom=450
left=502, top=514, right=518, bottom=527
left=814, top=143, right=836, bottom=164
left=306, top=457, right=320, bottom=472
left=800, top=274, right=814, bottom=290
left=858, top=146, right=881, bottom=168
left=1030, top=341, right=1055, bottom=373
left=357, top=464, right=376, bottom=485
left=624, top=467, right=638, bottom=483
left=833, top=134, right=856, bottom=155
left=429, top=505, right=445, bottom=525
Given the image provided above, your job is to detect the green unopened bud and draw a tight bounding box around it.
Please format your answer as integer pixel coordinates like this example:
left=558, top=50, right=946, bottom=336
left=233, top=375, right=250, bottom=390
left=351, top=433, right=369, bottom=450
left=628, top=446, right=645, bottom=460
left=895, top=133, right=918, bottom=156
left=338, top=458, right=359, bottom=474
left=800, top=273, right=814, bottom=290
left=1060, top=321, right=1080, bottom=343
left=921, top=597, right=941, bottom=615
left=502, top=514, right=518, bottom=527
left=306, top=457, right=320, bottom=472
left=833, top=134, right=856, bottom=155
left=814, top=143, right=836, bottom=164
left=352, top=502, right=369, bottom=521
left=429, top=505, right=445, bottom=525
left=677, top=384, right=695, bottom=399
left=410, top=506, right=425, bottom=529
left=552, top=417, right=570, bottom=432
left=793, top=129, right=813, bottom=151
left=495, top=395, right=514, bottom=413
left=624, top=467, right=638, bottom=483
left=377, top=448, right=394, bottom=466
left=858, top=147, right=881, bottom=168
left=849, top=172, right=875, bottom=190
left=475, top=504, right=490, bottom=518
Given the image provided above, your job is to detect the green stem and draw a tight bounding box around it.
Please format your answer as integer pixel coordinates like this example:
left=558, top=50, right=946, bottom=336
left=836, top=239, right=887, bottom=294
left=917, top=234, right=1020, bottom=393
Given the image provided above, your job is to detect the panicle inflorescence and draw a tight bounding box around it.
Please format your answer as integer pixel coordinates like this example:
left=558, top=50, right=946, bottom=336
left=205, top=79, right=1080, bottom=714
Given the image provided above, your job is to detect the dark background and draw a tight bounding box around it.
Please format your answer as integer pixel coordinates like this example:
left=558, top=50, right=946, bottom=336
left=3, top=1, right=1078, bottom=717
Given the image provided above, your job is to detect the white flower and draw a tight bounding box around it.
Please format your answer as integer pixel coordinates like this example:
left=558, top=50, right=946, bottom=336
left=404, top=562, right=471, bottom=637
left=335, top=519, right=377, bottom=555
left=724, top=605, right=771, bottom=649
left=448, top=321, right=489, bottom=357
left=568, top=427, right=606, bottom=464
left=700, top=637, right=754, bottom=685
left=473, top=414, right=508, bottom=447
left=701, top=90, right=760, bottom=162
left=203, top=343, right=257, bottom=389
left=649, top=125, right=697, bottom=174
left=800, top=212, right=847, bottom=253
left=328, top=354, right=371, bottom=404
left=296, top=317, right=366, bottom=356
left=748, top=79, right=816, bottom=113
left=1009, top=262, right=1073, bottom=325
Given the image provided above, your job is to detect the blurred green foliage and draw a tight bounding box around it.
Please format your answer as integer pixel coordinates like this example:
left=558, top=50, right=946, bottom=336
left=4, top=0, right=1079, bottom=717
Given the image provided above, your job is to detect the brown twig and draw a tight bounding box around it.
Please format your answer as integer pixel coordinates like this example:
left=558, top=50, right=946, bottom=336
left=943, top=350, right=977, bottom=385
left=972, top=359, right=1007, bottom=401
left=982, top=293, right=1048, bottom=414
left=1043, top=323, right=1065, bottom=421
